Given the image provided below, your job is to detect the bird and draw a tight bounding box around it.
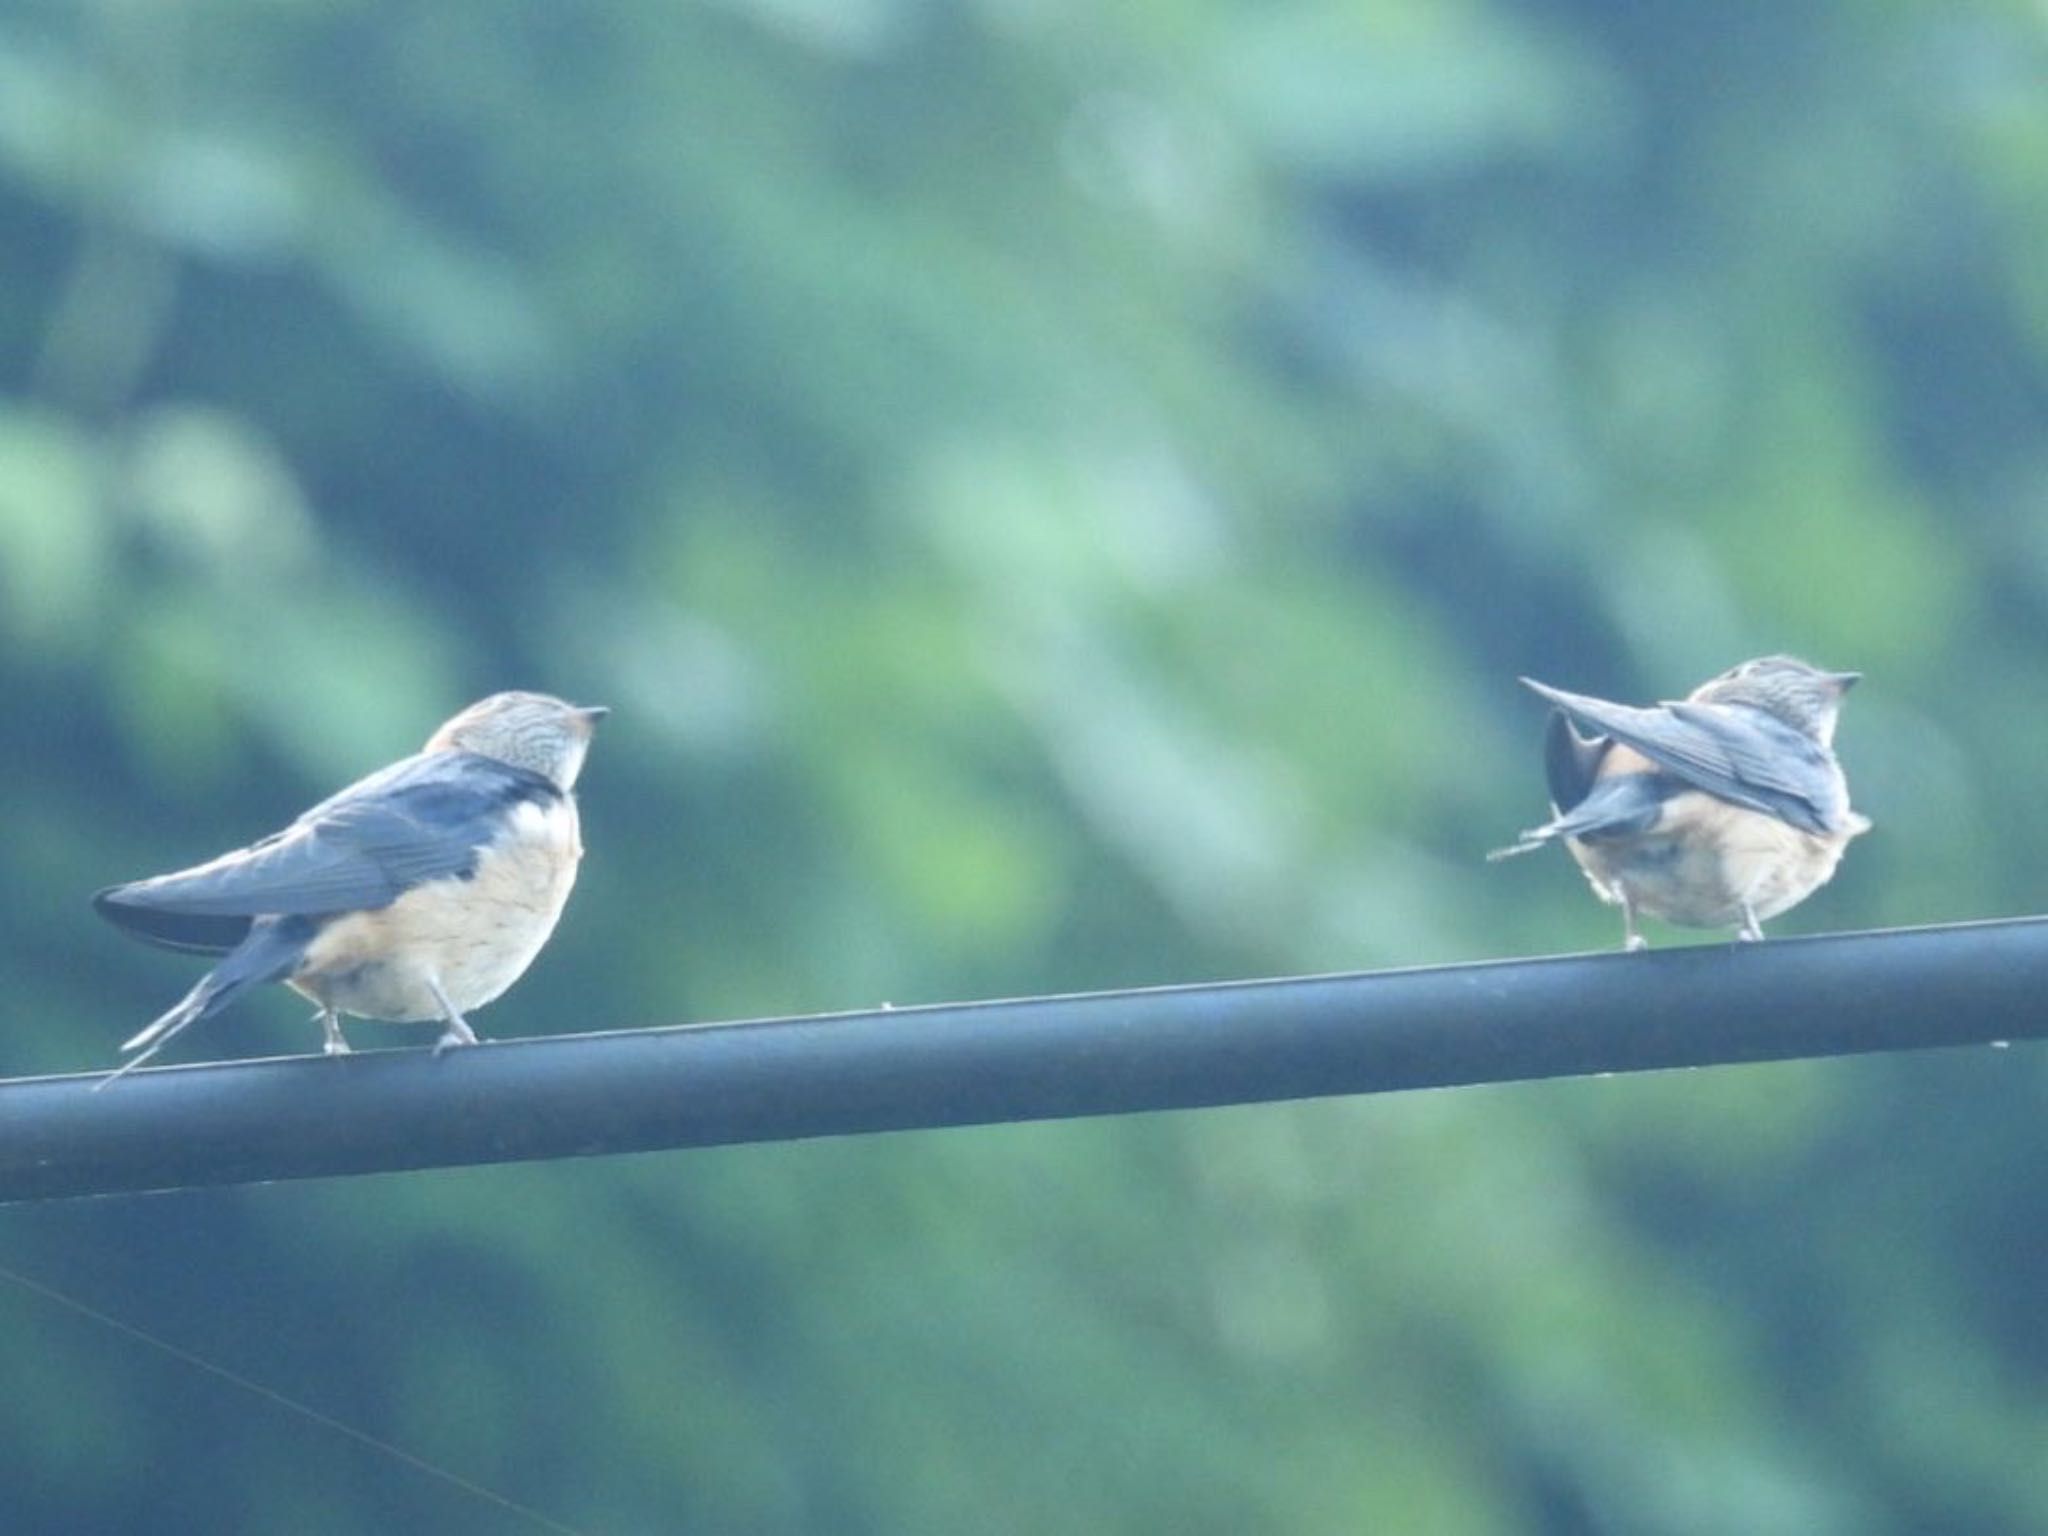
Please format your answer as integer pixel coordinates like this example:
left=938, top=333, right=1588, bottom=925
left=93, top=691, right=606, bottom=1083
left=1489, top=656, right=1868, bottom=949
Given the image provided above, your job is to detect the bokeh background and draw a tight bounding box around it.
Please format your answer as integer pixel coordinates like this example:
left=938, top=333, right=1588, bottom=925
left=3, top=0, right=2047, bottom=1531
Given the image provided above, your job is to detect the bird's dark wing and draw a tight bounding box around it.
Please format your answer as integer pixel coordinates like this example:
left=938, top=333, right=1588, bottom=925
left=94, top=751, right=561, bottom=953
left=1518, top=679, right=1846, bottom=835
left=1541, top=710, right=1609, bottom=813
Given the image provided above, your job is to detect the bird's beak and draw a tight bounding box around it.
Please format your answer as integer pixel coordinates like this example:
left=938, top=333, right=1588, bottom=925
left=1825, top=671, right=1862, bottom=693
left=578, top=705, right=611, bottom=725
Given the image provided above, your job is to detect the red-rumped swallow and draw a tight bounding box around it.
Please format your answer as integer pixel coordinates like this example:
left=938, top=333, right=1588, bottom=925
left=1489, top=656, right=1868, bottom=949
left=94, top=691, right=605, bottom=1083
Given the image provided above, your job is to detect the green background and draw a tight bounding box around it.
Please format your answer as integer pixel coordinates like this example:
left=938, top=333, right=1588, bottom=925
left=3, top=0, right=2046, bottom=1531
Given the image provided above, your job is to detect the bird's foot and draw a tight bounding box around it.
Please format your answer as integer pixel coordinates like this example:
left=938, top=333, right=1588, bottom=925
left=426, top=977, right=479, bottom=1056
left=315, top=1010, right=353, bottom=1056
left=1623, top=933, right=1649, bottom=953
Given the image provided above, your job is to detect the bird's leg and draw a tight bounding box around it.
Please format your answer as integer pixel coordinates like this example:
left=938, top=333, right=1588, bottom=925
left=1620, top=897, right=1648, bottom=953
left=1736, top=903, right=1765, bottom=943
left=426, top=977, right=479, bottom=1055
left=316, top=1007, right=352, bottom=1056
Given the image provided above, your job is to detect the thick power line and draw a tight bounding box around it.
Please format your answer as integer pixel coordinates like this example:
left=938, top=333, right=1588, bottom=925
left=4, top=917, right=2043, bottom=1204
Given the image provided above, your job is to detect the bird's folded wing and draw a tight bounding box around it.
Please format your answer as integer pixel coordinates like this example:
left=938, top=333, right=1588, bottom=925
left=1519, top=679, right=1845, bottom=835
left=94, top=752, right=560, bottom=953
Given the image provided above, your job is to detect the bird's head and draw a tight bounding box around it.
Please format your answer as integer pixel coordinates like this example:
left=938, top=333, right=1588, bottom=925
left=1689, top=656, right=1860, bottom=744
left=426, top=692, right=608, bottom=789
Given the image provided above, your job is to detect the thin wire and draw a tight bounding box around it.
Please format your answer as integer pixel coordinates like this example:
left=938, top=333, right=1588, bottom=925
left=0, top=1258, right=590, bottom=1536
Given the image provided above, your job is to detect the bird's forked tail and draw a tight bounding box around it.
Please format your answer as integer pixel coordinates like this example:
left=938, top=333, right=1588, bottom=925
left=1486, top=821, right=1562, bottom=862
left=97, top=918, right=310, bottom=1090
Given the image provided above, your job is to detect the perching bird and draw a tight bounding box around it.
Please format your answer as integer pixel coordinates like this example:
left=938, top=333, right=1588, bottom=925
left=1489, top=656, right=1868, bottom=949
left=94, top=691, right=605, bottom=1083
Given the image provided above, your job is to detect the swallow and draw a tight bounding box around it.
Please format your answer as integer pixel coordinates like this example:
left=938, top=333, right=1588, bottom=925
left=94, top=691, right=605, bottom=1083
left=1489, top=656, right=1869, bottom=949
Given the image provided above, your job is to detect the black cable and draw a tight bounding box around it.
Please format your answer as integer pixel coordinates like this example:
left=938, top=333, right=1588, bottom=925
left=4, top=917, right=2042, bottom=1204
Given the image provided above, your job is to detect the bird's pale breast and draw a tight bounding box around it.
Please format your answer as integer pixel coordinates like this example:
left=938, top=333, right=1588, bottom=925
left=1567, top=788, right=1860, bottom=929
left=289, top=797, right=583, bottom=1022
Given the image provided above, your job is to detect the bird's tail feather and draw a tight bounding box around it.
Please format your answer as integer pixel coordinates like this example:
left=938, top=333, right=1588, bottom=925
left=1486, top=824, right=1559, bottom=862
left=1490, top=774, right=1667, bottom=865
left=98, top=989, right=215, bottom=1088
left=97, top=919, right=308, bottom=1090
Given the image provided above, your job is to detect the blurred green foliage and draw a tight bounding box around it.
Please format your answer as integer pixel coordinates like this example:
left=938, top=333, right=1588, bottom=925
left=2, top=0, right=2046, bottom=1531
